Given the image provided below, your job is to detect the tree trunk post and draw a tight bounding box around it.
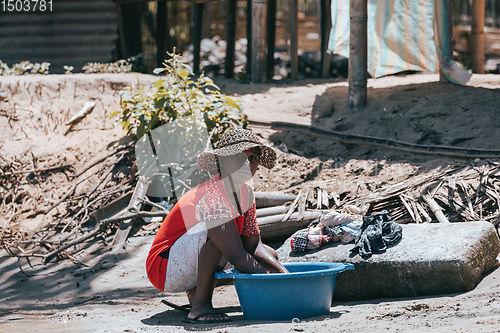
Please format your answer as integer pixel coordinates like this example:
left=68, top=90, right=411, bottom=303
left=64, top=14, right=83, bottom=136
left=157, top=1, right=168, bottom=67
left=289, top=0, right=298, bottom=80
left=193, top=2, right=204, bottom=75
left=246, top=0, right=252, bottom=76
left=348, top=0, right=367, bottom=108
left=225, top=0, right=237, bottom=78
left=321, top=0, right=332, bottom=78
left=251, top=0, right=268, bottom=82
left=266, top=0, right=276, bottom=80
left=471, top=0, right=485, bottom=74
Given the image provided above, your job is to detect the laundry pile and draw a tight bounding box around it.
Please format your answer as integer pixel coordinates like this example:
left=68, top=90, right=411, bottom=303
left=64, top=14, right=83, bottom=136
left=290, top=205, right=402, bottom=259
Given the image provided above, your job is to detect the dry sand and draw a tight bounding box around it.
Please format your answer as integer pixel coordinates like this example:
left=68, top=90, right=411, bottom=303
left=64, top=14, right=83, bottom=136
left=1, top=73, right=500, bottom=332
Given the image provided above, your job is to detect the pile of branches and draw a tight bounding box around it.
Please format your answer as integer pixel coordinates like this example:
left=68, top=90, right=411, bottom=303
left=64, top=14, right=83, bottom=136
left=301, top=163, right=500, bottom=227
left=0, top=142, right=215, bottom=265
left=0, top=145, right=138, bottom=265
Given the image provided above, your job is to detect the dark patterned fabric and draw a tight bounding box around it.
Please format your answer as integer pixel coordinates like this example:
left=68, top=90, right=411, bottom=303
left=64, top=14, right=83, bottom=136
left=322, top=225, right=346, bottom=240
left=290, top=228, right=310, bottom=252
left=350, top=210, right=402, bottom=259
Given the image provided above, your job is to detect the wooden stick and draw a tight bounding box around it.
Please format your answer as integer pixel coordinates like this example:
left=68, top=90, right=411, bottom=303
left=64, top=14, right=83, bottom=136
left=44, top=146, right=131, bottom=214
left=282, top=190, right=302, bottom=222
left=331, top=191, right=340, bottom=207
left=297, top=188, right=308, bottom=221
left=430, top=180, right=444, bottom=198
left=422, top=193, right=450, bottom=223
left=86, top=153, right=126, bottom=199
left=410, top=200, right=422, bottom=223
left=322, top=190, right=330, bottom=209
left=316, top=189, right=322, bottom=209
left=138, top=197, right=169, bottom=212
left=416, top=201, right=432, bottom=223
left=111, top=178, right=149, bottom=249
left=268, top=122, right=500, bottom=159
left=458, top=180, right=476, bottom=220
left=399, top=195, right=416, bottom=222
left=66, top=101, right=97, bottom=125
left=74, top=144, right=132, bottom=178
left=2, top=164, right=73, bottom=176
left=42, top=210, right=168, bottom=263
left=44, top=178, right=80, bottom=215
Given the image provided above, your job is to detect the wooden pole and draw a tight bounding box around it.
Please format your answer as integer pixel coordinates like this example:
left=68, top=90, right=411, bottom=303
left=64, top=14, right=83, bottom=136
left=193, top=2, right=204, bottom=74
left=422, top=193, right=450, bottom=223
left=289, top=0, right=299, bottom=80
left=157, top=1, right=167, bottom=67
left=225, top=0, right=237, bottom=78
left=320, top=0, right=332, bottom=78
left=251, top=0, right=268, bottom=82
left=246, top=0, right=252, bottom=76
left=348, top=0, right=367, bottom=108
left=471, top=0, right=485, bottom=73
left=266, top=0, right=276, bottom=80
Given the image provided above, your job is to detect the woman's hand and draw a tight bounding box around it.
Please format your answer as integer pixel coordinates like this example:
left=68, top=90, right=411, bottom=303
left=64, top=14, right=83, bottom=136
left=242, top=234, right=289, bottom=274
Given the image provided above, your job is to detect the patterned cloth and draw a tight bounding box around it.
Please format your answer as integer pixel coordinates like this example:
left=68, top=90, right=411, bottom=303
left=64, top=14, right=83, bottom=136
left=350, top=210, right=402, bottom=259
left=146, top=174, right=260, bottom=292
left=290, top=224, right=355, bottom=253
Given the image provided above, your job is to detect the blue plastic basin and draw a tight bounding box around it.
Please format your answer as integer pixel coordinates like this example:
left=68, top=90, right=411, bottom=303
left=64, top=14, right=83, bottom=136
left=215, top=262, right=354, bottom=320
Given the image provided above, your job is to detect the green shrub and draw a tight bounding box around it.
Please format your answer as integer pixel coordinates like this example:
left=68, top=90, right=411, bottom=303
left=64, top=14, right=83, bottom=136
left=112, top=52, right=247, bottom=142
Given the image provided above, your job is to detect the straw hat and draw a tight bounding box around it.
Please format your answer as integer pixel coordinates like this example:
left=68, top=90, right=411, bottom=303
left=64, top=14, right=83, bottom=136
left=198, top=129, right=276, bottom=171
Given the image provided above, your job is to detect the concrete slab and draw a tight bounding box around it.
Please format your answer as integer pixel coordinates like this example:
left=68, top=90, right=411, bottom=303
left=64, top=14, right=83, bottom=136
left=277, top=221, right=500, bottom=301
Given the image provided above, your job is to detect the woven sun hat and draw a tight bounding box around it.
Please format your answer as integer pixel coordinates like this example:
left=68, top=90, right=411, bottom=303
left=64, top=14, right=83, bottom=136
left=198, top=129, right=276, bottom=171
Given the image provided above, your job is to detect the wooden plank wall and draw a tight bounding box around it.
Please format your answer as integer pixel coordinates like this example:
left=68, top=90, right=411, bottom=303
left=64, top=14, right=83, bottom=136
left=0, top=0, right=119, bottom=73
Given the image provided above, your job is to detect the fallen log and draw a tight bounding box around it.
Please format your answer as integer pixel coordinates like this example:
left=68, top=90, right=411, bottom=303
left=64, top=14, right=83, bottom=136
left=258, top=211, right=323, bottom=242
left=254, top=191, right=297, bottom=208
left=256, top=205, right=287, bottom=217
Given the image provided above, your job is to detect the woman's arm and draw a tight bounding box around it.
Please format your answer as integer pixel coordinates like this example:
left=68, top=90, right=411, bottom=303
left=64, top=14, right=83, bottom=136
left=207, top=219, right=267, bottom=274
left=242, top=234, right=288, bottom=273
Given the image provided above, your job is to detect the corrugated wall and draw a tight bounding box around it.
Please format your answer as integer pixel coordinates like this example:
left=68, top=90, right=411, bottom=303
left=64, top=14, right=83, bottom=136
left=0, top=0, right=119, bottom=73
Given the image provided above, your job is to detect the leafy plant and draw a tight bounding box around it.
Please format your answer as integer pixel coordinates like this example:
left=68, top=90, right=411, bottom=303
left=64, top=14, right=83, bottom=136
left=82, top=59, right=132, bottom=74
left=112, top=51, right=247, bottom=142
left=63, top=65, right=74, bottom=74
left=0, top=60, right=50, bottom=76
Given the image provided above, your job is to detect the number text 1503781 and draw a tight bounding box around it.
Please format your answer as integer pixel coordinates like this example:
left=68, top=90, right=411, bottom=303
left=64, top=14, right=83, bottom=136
left=1, top=0, right=52, bottom=12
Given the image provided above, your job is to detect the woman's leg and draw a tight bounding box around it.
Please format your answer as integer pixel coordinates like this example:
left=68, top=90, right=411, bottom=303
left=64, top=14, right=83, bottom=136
left=186, top=238, right=229, bottom=321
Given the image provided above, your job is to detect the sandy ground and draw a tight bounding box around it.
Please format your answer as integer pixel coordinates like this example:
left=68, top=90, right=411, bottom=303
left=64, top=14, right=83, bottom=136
left=1, top=72, right=500, bottom=332
left=1, top=235, right=499, bottom=332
